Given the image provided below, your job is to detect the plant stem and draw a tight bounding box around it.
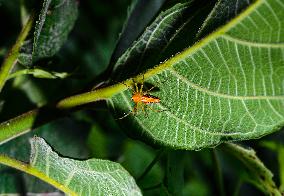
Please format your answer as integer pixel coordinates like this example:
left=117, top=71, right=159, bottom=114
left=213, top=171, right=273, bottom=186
left=233, top=178, right=243, bottom=196
left=165, top=150, right=185, bottom=196
left=0, top=154, right=77, bottom=195
left=0, top=83, right=127, bottom=144
left=278, top=146, right=284, bottom=192
left=0, top=108, right=64, bottom=145
left=212, top=149, right=225, bottom=196
left=56, top=82, right=126, bottom=109
left=0, top=13, right=34, bottom=92
left=137, top=149, right=165, bottom=182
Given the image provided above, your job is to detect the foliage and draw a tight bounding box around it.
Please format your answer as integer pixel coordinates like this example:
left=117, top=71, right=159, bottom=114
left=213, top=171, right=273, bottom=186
left=0, top=0, right=283, bottom=195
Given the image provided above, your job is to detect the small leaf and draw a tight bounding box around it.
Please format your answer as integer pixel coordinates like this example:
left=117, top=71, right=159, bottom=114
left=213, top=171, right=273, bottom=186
left=8, top=68, right=69, bottom=80
left=109, top=0, right=284, bottom=150
left=223, top=143, right=281, bottom=195
left=19, top=0, right=78, bottom=65
left=29, top=136, right=142, bottom=195
left=260, top=140, right=284, bottom=193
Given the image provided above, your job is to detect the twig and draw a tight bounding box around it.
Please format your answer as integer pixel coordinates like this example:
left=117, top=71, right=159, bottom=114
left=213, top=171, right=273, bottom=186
left=0, top=13, right=34, bottom=92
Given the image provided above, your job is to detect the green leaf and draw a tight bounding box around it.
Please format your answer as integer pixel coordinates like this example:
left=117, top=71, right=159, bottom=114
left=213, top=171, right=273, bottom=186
left=223, top=143, right=281, bottom=195
left=19, top=0, right=78, bottom=65
left=197, top=0, right=253, bottom=39
left=31, top=136, right=141, bottom=195
left=0, top=118, right=90, bottom=194
left=0, top=136, right=142, bottom=195
left=110, top=0, right=166, bottom=65
left=260, top=140, right=284, bottom=193
left=109, top=0, right=284, bottom=150
left=111, top=1, right=196, bottom=80
left=111, top=0, right=215, bottom=80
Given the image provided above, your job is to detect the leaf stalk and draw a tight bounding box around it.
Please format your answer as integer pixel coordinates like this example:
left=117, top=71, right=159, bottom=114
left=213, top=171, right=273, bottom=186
left=0, top=154, right=77, bottom=195
left=0, top=13, right=34, bottom=92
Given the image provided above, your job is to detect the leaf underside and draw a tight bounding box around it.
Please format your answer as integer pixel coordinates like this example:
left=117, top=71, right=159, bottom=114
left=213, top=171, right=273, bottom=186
left=109, top=0, right=284, bottom=150
left=111, top=1, right=198, bottom=81
left=224, top=143, right=280, bottom=195
left=30, top=137, right=142, bottom=195
left=19, top=0, right=78, bottom=65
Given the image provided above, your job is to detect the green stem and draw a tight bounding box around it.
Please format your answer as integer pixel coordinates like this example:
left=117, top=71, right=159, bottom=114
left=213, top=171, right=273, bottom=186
left=7, top=68, right=69, bottom=80
left=233, top=178, right=243, bottom=196
left=212, top=149, right=225, bottom=196
left=56, top=82, right=126, bottom=109
left=278, top=146, right=284, bottom=192
left=0, top=83, right=126, bottom=144
left=137, top=149, right=165, bottom=182
left=20, top=0, right=29, bottom=25
left=0, top=13, right=34, bottom=92
left=165, top=150, right=185, bottom=196
left=0, top=154, right=77, bottom=195
left=7, top=69, right=31, bottom=80
left=0, top=108, right=64, bottom=145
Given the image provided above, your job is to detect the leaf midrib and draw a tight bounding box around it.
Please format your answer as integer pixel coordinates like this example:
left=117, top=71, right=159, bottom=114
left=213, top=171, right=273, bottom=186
left=168, top=68, right=284, bottom=100
left=142, top=0, right=265, bottom=83
left=136, top=0, right=283, bottom=102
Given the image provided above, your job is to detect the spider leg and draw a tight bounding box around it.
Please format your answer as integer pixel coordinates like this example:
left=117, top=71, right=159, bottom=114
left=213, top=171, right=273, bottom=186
left=140, top=83, right=144, bottom=93
left=117, top=111, right=133, bottom=120
left=144, top=86, right=155, bottom=94
left=133, top=79, right=139, bottom=92
left=140, top=74, right=146, bottom=93
left=117, top=103, right=137, bottom=120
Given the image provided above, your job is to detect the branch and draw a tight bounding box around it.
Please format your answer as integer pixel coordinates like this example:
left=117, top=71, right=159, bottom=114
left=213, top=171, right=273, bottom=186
left=0, top=82, right=127, bottom=144
left=0, top=13, right=34, bottom=92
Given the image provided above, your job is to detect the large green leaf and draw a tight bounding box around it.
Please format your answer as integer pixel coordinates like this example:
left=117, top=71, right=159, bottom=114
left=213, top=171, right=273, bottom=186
left=111, top=1, right=199, bottom=80
left=19, top=0, right=78, bottom=65
left=109, top=0, right=284, bottom=150
left=13, top=136, right=141, bottom=195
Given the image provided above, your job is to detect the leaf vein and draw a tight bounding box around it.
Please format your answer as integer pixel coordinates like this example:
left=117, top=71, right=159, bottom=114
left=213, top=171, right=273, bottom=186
left=168, top=68, right=284, bottom=100
left=222, top=34, right=284, bottom=48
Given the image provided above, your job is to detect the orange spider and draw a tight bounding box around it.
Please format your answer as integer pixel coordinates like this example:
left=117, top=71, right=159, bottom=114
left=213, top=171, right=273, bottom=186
left=119, top=79, right=161, bottom=119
